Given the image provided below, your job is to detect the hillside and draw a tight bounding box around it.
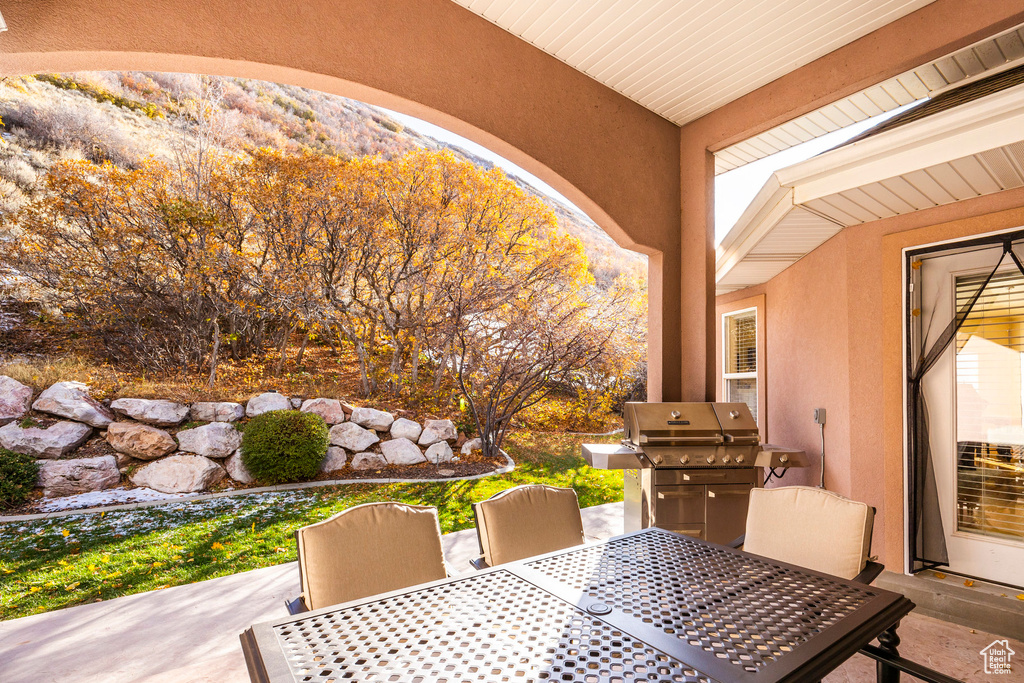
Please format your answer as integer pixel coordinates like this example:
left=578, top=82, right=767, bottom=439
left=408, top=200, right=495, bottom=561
left=0, top=72, right=645, bottom=287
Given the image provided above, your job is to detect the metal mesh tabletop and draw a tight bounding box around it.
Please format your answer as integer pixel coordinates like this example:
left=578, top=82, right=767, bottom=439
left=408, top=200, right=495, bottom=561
left=272, top=570, right=716, bottom=683
left=242, top=528, right=913, bottom=683
left=524, top=531, right=875, bottom=673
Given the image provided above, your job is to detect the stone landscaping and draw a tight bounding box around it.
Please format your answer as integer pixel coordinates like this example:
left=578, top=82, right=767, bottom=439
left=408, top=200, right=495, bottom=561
left=0, top=375, right=488, bottom=508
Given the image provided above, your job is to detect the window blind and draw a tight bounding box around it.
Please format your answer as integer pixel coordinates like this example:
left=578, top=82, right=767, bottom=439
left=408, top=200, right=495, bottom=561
left=725, top=312, right=756, bottom=374
left=724, top=311, right=757, bottom=421
left=955, top=272, right=1024, bottom=542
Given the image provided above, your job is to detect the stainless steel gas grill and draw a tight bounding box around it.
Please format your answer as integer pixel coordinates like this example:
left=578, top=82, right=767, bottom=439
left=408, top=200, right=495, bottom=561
left=583, top=402, right=806, bottom=544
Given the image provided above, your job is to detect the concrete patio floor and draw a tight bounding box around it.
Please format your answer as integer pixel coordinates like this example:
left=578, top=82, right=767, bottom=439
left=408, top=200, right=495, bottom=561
left=1, top=501, right=1019, bottom=682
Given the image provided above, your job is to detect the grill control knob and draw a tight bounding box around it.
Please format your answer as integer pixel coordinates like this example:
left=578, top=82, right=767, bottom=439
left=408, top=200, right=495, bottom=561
left=652, top=454, right=664, bottom=465
left=679, top=454, right=690, bottom=465
left=736, top=454, right=745, bottom=464
left=721, top=454, right=732, bottom=464
left=705, top=455, right=716, bottom=464
left=729, top=410, right=740, bottom=419
left=670, top=410, right=681, bottom=419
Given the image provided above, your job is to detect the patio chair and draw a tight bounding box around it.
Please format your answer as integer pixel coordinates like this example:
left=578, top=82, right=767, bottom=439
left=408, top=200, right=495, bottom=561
left=469, top=484, right=585, bottom=569
left=729, top=485, right=882, bottom=583
left=285, top=502, right=451, bottom=614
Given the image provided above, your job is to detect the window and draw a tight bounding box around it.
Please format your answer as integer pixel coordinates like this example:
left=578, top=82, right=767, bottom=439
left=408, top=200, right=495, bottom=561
left=954, top=271, right=1024, bottom=542
left=723, top=308, right=758, bottom=421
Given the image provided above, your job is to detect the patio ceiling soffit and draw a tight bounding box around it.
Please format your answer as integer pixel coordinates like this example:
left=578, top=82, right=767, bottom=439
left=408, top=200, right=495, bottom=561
left=449, top=0, right=932, bottom=128
left=715, top=22, right=1024, bottom=175
left=716, top=80, right=1024, bottom=294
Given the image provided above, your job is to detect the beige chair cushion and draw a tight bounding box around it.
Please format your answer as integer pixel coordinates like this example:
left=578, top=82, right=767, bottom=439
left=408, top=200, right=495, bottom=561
left=476, top=485, right=585, bottom=566
left=743, top=486, right=874, bottom=580
left=297, top=502, right=447, bottom=610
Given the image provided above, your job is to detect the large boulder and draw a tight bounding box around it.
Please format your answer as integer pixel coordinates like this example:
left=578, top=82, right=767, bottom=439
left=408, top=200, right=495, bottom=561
left=380, top=437, right=425, bottom=466
left=224, top=449, right=254, bottom=484
left=110, top=398, right=189, bottom=427
left=189, top=402, right=245, bottom=423
left=329, top=422, right=379, bottom=452
left=461, top=437, right=484, bottom=456
left=320, top=446, right=348, bottom=473
left=424, top=441, right=453, bottom=464
left=245, top=392, right=291, bottom=417
left=300, top=398, right=346, bottom=425
left=0, top=420, right=92, bottom=458
left=176, top=422, right=242, bottom=459
left=130, top=454, right=225, bottom=494
left=37, top=456, right=120, bottom=497
left=350, top=407, right=395, bottom=431
left=351, top=451, right=387, bottom=471
left=390, top=417, right=422, bottom=441
left=105, top=422, right=176, bottom=461
left=32, top=382, right=114, bottom=428
left=418, top=419, right=457, bottom=446
left=0, top=375, right=33, bottom=426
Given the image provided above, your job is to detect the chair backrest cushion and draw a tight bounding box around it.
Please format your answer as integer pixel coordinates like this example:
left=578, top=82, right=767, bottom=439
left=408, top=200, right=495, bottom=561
left=476, top=485, right=585, bottom=566
left=743, top=486, right=874, bottom=580
left=297, top=502, right=447, bottom=610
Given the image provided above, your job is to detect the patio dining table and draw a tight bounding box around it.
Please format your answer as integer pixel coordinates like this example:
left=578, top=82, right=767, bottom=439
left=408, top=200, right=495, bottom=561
left=240, top=527, right=914, bottom=683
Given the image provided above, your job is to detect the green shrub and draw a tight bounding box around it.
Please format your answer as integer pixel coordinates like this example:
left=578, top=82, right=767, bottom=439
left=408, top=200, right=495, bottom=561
left=0, top=449, right=39, bottom=509
left=241, top=410, right=328, bottom=484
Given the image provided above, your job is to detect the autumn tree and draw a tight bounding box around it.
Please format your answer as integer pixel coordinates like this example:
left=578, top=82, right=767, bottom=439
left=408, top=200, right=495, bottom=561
left=5, top=157, right=275, bottom=374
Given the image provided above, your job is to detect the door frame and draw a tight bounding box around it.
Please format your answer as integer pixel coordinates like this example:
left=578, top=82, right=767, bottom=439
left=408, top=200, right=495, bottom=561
left=902, top=225, right=1024, bottom=579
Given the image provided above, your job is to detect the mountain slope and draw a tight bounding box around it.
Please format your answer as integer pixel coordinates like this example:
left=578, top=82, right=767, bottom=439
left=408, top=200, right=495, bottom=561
left=0, top=72, right=644, bottom=286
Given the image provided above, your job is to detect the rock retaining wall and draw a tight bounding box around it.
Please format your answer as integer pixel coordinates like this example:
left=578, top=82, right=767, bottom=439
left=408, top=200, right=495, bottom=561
left=0, top=376, right=482, bottom=500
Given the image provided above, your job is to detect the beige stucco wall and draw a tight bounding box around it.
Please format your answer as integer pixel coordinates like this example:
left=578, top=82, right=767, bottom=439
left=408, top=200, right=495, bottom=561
left=718, top=187, right=1024, bottom=569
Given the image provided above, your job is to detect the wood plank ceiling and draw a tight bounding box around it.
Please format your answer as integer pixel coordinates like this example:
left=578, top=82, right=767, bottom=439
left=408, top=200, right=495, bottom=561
left=450, top=0, right=934, bottom=127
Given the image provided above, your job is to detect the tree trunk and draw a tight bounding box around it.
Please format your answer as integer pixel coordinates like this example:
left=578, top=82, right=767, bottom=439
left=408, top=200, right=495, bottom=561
left=433, top=340, right=452, bottom=392
left=274, top=321, right=297, bottom=376
left=295, top=331, right=310, bottom=366
left=354, top=339, right=374, bottom=396
left=410, top=334, right=421, bottom=385
left=207, top=319, right=221, bottom=388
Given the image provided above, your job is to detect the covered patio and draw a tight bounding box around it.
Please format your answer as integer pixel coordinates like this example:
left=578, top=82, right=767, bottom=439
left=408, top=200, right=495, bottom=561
left=3, top=0, right=1024, bottom=680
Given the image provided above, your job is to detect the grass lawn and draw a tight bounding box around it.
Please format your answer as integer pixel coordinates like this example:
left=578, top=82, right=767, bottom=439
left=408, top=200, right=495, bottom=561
left=0, top=432, right=623, bottom=621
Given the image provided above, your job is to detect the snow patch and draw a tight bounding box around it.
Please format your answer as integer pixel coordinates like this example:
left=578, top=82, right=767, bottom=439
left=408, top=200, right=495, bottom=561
left=34, top=487, right=193, bottom=512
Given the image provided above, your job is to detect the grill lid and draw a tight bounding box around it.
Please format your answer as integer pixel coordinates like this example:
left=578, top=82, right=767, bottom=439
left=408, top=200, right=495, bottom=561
left=623, top=402, right=724, bottom=447
left=623, top=402, right=759, bottom=448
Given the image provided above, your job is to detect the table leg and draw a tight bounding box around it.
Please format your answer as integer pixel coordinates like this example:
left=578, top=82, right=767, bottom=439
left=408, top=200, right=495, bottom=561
left=876, top=621, right=902, bottom=683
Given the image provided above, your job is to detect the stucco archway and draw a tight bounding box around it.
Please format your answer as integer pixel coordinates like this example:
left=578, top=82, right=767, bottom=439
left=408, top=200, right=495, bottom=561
left=0, top=0, right=686, bottom=400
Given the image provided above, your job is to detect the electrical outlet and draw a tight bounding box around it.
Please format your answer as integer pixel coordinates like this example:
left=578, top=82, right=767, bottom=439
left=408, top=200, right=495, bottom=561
left=814, top=408, right=826, bottom=425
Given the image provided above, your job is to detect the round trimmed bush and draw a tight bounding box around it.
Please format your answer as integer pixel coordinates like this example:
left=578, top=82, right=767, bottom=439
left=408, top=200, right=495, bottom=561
left=241, top=410, right=329, bottom=484
left=0, top=448, right=40, bottom=509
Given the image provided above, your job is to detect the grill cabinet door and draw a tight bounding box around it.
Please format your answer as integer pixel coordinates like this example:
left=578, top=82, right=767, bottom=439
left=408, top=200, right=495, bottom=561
left=653, top=486, right=704, bottom=526
left=706, top=484, right=753, bottom=544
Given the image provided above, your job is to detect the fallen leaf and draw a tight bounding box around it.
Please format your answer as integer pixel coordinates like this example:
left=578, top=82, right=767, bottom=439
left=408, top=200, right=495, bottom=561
left=211, top=542, right=224, bottom=551
left=61, top=530, right=69, bottom=537
left=1017, top=594, right=1024, bottom=601
left=29, top=587, right=41, bottom=593
left=932, top=572, right=946, bottom=579
left=65, top=582, right=79, bottom=591
left=964, top=579, right=975, bottom=587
